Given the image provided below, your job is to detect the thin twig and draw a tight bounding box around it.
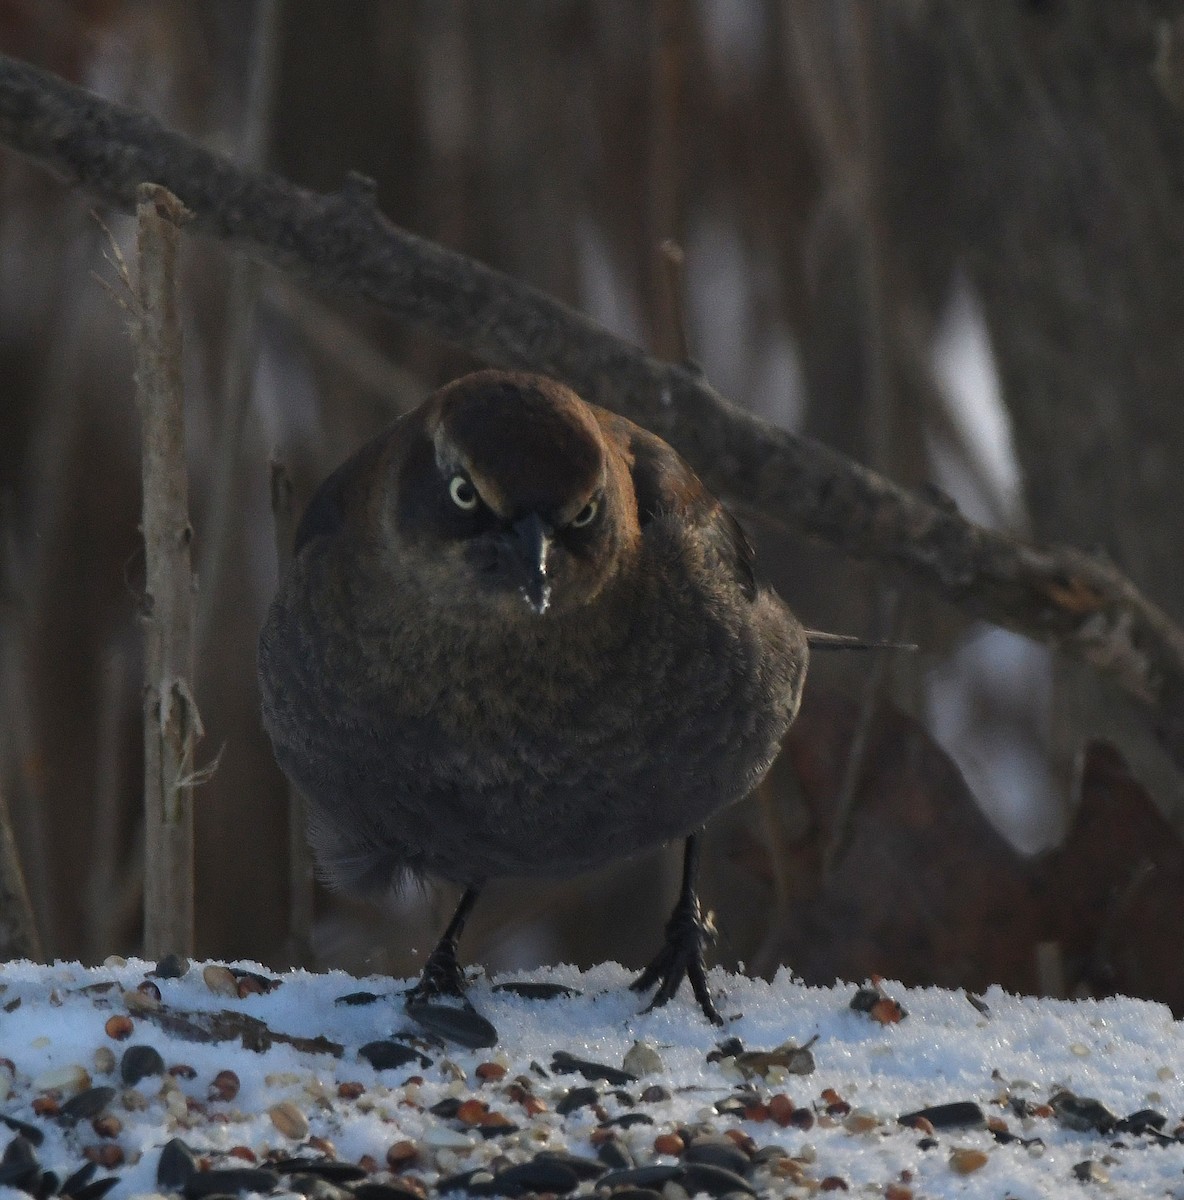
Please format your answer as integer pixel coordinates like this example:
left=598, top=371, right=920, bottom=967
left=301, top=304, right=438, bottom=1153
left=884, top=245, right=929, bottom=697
left=823, top=589, right=903, bottom=876
left=84, top=644, right=130, bottom=957
left=269, top=460, right=314, bottom=966
left=0, top=496, right=44, bottom=960
left=749, top=769, right=809, bottom=978
left=647, top=0, right=689, bottom=361
left=9, top=209, right=117, bottom=952
left=849, top=3, right=899, bottom=473
left=816, top=5, right=916, bottom=867
left=2, top=53, right=1184, bottom=767
left=1035, top=940, right=1067, bottom=999
left=658, top=239, right=693, bottom=365
left=132, top=182, right=200, bottom=959
left=194, top=0, right=283, bottom=663
left=648, top=0, right=693, bottom=905
left=1085, top=857, right=1156, bottom=993
left=0, top=784, right=41, bottom=960
left=262, top=280, right=423, bottom=408
left=110, top=826, right=147, bottom=947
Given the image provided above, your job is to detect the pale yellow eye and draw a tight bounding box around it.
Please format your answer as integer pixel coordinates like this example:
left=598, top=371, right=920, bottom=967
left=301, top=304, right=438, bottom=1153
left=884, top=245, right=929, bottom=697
left=570, top=498, right=599, bottom=528
left=449, top=476, right=479, bottom=511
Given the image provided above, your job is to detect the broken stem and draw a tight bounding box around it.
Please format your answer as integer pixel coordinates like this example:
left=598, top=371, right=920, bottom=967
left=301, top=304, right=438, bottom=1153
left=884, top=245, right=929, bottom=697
left=133, top=183, right=200, bottom=959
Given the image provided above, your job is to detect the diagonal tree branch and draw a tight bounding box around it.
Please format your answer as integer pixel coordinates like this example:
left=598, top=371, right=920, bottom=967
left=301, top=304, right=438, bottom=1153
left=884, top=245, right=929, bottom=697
left=2, top=52, right=1184, bottom=767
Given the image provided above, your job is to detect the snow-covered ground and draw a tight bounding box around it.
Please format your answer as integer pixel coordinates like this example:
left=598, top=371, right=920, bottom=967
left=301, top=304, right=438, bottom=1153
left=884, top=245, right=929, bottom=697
left=1, top=958, right=1182, bottom=1198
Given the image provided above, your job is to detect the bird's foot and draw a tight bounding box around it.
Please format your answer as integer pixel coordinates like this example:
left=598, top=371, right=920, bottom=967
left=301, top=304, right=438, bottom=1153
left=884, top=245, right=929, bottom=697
left=402, top=939, right=499, bottom=1049
left=405, top=937, right=467, bottom=1004
left=630, top=894, right=724, bottom=1025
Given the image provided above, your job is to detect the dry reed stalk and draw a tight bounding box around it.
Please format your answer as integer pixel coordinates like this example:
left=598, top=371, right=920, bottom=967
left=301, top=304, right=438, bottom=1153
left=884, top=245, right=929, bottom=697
left=0, top=784, right=42, bottom=960
left=133, top=183, right=199, bottom=959
left=269, top=460, right=313, bottom=964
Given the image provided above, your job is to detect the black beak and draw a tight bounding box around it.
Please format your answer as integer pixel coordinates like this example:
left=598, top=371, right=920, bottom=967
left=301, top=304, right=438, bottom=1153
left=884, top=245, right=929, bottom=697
left=511, top=513, right=553, bottom=615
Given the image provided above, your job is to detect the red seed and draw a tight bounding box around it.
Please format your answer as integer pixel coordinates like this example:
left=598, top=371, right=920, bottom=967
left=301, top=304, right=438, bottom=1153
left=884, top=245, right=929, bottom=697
left=869, top=998, right=906, bottom=1025
left=456, top=1098, right=488, bottom=1125
left=91, top=1115, right=122, bottom=1139
left=208, top=1069, right=240, bottom=1102
left=104, top=1016, right=134, bottom=1041
left=83, top=1145, right=124, bottom=1169
left=900, top=1115, right=934, bottom=1135
left=724, top=1129, right=755, bottom=1153
left=949, top=1148, right=989, bottom=1175
left=387, top=1140, right=418, bottom=1170
left=653, top=1133, right=684, bottom=1156
left=770, top=1159, right=804, bottom=1182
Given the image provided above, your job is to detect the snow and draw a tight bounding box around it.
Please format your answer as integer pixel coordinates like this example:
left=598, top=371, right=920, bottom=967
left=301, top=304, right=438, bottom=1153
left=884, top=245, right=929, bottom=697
left=2, top=958, right=1184, bottom=1198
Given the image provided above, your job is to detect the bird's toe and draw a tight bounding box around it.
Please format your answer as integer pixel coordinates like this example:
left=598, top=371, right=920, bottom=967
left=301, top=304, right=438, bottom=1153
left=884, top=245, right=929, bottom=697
left=631, top=897, right=724, bottom=1024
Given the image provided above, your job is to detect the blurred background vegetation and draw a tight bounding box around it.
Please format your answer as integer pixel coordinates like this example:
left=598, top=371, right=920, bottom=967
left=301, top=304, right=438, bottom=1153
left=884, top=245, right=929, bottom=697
left=4, top=0, right=1184, bottom=1009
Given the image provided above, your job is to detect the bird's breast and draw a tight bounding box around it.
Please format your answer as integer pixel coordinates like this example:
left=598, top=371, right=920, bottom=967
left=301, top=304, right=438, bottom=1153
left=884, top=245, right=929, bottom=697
left=260, top=538, right=805, bottom=884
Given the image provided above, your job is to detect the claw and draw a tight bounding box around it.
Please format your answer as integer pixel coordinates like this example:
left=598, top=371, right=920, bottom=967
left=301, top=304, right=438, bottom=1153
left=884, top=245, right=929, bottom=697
left=631, top=835, right=724, bottom=1024
left=405, top=937, right=467, bottom=1004
left=402, top=905, right=500, bottom=1049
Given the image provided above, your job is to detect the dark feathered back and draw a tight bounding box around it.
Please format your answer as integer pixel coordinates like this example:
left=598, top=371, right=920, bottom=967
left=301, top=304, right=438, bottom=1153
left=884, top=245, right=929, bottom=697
left=600, top=412, right=757, bottom=602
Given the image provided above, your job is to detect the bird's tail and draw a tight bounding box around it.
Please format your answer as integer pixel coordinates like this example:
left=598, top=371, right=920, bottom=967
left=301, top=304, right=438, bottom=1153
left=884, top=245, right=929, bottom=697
left=805, top=630, right=918, bottom=652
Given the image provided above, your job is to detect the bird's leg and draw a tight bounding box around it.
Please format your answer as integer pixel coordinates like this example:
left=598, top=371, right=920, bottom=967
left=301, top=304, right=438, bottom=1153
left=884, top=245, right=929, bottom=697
left=405, top=885, right=480, bottom=1003
left=631, top=833, right=724, bottom=1024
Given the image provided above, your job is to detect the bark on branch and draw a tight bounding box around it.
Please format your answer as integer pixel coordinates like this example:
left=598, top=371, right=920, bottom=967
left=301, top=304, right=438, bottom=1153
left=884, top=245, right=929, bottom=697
left=2, top=53, right=1184, bottom=767
left=133, top=183, right=199, bottom=958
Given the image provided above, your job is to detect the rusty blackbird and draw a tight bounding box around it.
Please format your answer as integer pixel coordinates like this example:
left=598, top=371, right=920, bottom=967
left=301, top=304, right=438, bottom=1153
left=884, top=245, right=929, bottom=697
left=258, top=369, right=808, bottom=1024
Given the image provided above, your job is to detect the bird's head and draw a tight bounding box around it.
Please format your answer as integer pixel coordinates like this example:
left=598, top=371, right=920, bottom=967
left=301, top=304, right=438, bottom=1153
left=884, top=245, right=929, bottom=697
left=387, top=370, right=640, bottom=619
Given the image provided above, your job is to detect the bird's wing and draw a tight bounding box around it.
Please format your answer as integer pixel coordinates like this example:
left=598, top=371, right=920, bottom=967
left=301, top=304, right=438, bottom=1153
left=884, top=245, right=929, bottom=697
left=292, top=426, right=394, bottom=555
left=616, top=417, right=757, bottom=602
